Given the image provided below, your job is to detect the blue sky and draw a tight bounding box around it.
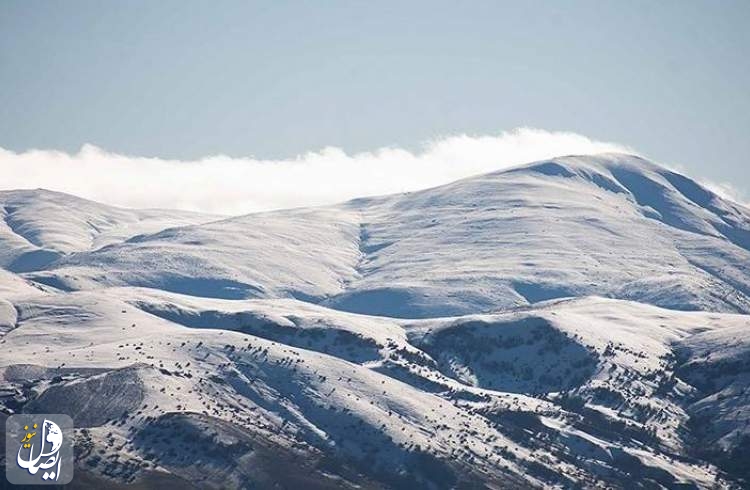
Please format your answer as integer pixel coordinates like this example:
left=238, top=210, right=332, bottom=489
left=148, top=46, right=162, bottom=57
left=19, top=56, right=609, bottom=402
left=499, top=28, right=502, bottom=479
left=1, top=1, right=748, bottom=206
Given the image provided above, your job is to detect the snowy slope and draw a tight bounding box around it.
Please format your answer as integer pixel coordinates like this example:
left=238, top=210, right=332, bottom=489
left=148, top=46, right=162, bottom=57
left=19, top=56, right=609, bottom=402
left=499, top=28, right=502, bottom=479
left=1, top=153, right=749, bottom=489
left=1, top=289, right=748, bottom=488
left=26, top=206, right=363, bottom=300
left=25, top=154, right=750, bottom=316
left=0, top=189, right=220, bottom=273
left=333, top=154, right=750, bottom=316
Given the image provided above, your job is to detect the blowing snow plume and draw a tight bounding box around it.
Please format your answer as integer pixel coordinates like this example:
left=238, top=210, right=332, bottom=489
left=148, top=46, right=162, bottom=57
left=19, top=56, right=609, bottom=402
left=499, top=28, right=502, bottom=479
left=0, top=128, right=631, bottom=214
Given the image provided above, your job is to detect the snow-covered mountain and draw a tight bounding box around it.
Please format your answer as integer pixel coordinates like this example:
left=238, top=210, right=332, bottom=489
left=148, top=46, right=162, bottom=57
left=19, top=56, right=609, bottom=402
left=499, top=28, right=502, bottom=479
left=21, top=154, right=750, bottom=316
left=0, top=189, right=221, bottom=273
left=1, top=153, right=749, bottom=489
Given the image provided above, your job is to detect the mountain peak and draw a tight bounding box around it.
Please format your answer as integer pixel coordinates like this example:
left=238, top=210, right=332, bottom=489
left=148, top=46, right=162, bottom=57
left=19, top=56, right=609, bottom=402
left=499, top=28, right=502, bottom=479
left=13, top=151, right=748, bottom=318
left=2, top=153, right=750, bottom=488
left=504, top=152, right=664, bottom=180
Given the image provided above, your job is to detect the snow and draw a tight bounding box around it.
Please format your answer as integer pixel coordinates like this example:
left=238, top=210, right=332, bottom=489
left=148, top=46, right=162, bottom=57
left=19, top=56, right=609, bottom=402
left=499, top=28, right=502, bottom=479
left=1, top=153, right=749, bottom=488
left=20, top=153, right=750, bottom=318
left=0, top=189, right=220, bottom=272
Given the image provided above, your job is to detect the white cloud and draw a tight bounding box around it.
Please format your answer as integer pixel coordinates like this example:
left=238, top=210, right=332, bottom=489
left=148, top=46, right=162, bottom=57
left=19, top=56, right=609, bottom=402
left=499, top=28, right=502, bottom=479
left=0, top=128, right=632, bottom=215
left=700, top=180, right=750, bottom=207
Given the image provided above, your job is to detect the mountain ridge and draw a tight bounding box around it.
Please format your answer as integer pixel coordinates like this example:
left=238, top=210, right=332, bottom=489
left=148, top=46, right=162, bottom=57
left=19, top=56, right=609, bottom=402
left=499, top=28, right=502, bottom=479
left=11, top=153, right=750, bottom=317
left=1, top=153, right=749, bottom=488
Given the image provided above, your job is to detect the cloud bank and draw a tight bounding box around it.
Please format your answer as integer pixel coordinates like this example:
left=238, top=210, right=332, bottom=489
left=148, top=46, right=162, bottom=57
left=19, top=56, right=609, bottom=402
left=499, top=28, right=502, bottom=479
left=0, top=128, right=633, bottom=215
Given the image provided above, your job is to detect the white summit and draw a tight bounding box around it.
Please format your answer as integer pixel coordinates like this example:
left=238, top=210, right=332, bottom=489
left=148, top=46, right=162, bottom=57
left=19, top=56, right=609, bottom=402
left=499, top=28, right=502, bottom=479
left=1, top=153, right=749, bottom=489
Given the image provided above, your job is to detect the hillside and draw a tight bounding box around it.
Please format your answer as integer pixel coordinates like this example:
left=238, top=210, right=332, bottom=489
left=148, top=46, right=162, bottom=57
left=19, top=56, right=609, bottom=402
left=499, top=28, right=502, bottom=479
left=2, top=289, right=748, bottom=488
left=1, top=153, right=749, bottom=489
left=0, top=189, right=220, bottom=273
left=23, top=153, right=750, bottom=315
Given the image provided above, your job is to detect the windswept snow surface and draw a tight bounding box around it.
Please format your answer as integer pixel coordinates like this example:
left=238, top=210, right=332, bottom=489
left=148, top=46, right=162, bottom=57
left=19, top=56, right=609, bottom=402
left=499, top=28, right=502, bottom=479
left=0, top=189, right=220, bottom=273
left=1, top=153, right=749, bottom=489
left=24, top=154, right=750, bottom=316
